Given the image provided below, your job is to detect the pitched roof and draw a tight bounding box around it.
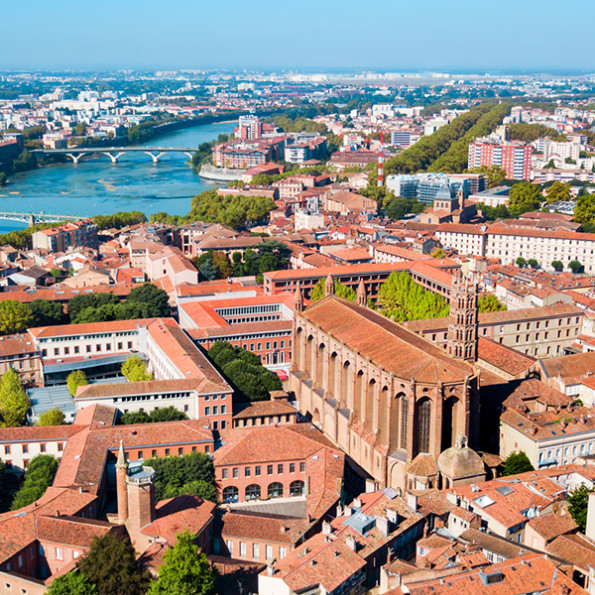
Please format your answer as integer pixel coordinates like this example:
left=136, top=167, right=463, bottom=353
left=302, top=296, right=474, bottom=384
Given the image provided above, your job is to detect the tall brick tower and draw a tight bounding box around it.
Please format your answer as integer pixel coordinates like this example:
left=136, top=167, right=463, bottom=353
left=125, top=462, right=156, bottom=535
left=116, top=441, right=128, bottom=525
left=446, top=271, right=479, bottom=362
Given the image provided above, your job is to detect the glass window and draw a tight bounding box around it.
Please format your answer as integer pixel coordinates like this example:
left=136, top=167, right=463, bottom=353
left=253, top=543, right=260, bottom=559
left=245, top=484, right=261, bottom=500
left=222, top=469, right=228, bottom=479
left=222, top=486, right=239, bottom=503
left=267, top=464, right=273, bottom=475
left=268, top=482, right=283, bottom=498
left=255, top=465, right=261, bottom=476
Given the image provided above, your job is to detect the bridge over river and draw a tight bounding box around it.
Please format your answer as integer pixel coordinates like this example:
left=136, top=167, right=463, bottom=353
left=0, top=212, right=83, bottom=226
left=32, top=146, right=196, bottom=164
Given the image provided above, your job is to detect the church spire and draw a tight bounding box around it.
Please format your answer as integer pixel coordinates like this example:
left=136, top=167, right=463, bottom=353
left=294, top=286, right=304, bottom=312
left=324, top=274, right=335, bottom=297
left=446, top=270, right=478, bottom=362
left=356, top=280, right=367, bottom=307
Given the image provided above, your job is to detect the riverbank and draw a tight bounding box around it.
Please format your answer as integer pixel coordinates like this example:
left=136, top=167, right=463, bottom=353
left=199, top=163, right=245, bottom=181
left=0, top=121, right=237, bottom=219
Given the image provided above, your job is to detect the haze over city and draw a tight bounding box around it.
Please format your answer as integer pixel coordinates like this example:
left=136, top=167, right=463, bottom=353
left=1, top=0, right=593, bottom=71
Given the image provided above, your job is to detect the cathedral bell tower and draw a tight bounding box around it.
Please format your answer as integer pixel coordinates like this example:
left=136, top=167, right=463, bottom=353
left=446, top=270, right=479, bottom=362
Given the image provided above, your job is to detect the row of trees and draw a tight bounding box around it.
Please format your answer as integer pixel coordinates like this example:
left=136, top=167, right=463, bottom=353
left=383, top=104, right=494, bottom=175
left=93, top=211, right=147, bottom=230
left=120, top=406, right=186, bottom=425
left=194, top=241, right=290, bottom=282
left=428, top=102, right=512, bottom=173
left=68, top=283, right=170, bottom=324
left=48, top=530, right=216, bottom=595
left=150, top=189, right=277, bottom=230
left=208, top=341, right=282, bottom=402
left=0, top=283, right=170, bottom=335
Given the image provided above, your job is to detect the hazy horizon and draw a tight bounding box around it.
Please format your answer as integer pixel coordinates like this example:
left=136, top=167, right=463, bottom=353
left=1, top=0, right=593, bottom=72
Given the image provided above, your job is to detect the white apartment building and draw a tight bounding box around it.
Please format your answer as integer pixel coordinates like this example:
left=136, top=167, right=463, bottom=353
left=434, top=224, right=487, bottom=257
left=501, top=408, right=595, bottom=470
left=542, top=140, right=581, bottom=163
left=436, top=223, right=595, bottom=273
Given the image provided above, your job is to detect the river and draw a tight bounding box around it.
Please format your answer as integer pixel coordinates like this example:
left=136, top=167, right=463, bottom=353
left=0, top=120, right=236, bottom=233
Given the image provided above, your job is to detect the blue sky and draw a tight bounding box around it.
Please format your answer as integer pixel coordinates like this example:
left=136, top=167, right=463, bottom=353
left=0, top=0, right=592, bottom=72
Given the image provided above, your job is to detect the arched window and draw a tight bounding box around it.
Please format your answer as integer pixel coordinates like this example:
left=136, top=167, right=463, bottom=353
left=245, top=484, right=261, bottom=500
left=268, top=482, right=283, bottom=499
left=289, top=480, right=305, bottom=497
left=417, top=398, right=431, bottom=454
left=222, top=486, right=239, bottom=503
left=400, top=397, right=409, bottom=450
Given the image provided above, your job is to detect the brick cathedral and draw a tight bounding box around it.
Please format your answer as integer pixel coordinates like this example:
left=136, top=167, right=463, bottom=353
left=290, top=273, right=482, bottom=490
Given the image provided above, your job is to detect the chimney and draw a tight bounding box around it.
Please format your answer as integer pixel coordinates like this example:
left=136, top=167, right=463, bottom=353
left=346, top=535, right=357, bottom=552
left=266, top=564, right=274, bottom=577
left=336, top=505, right=343, bottom=517
left=116, top=440, right=129, bottom=525
left=386, top=508, right=398, bottom=525
left=376, top=516, right=390, bottom=537
left=322, top=521, right=332, bottom=535
left=344, top=506, right=352, bottom=517
left=406, top=492, right=418, bottom=512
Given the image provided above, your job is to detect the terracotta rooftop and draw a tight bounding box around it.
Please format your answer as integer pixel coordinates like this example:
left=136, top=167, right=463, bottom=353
left=397, top=553, right=585, bottom=595
left=302, top=296, right=474, bottom=384
left=477, top=338, right=536, bottom=377
left=221, top=510, right=309, bottom=544
left=540, top=351, right=595, bottom=384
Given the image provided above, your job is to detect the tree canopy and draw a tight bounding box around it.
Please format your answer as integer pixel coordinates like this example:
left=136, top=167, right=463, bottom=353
left=567, top=483, right=594, bottom=532
left=93, top=211, right=147, bottom=231
left=469, top=165, right=507, bottom=188
left=377, top=272, right=450, bottom=322
left=11, top=454, right=58, bottom=510
left=147, top=451, right=217, bottom=503
left=545, top=181, right=571, bottom=203
left=36, top=408, right=65, bottom=426
left=0, top=300, right=34, bottom=335
left=507, top=182, right=543, bottom=217
left=0, top=368, right=30, bottom=427
left=67, top=284, right=170, bottom=324
left=67, top=370, right=88, bottom=397
left=208, top=341, right=281, bottom=401
left=574, top=194, right=595, bottom=231
left=148, top=530, right=216, bottom=595
left=310, top=278, right=357, bottom=303
left=120, top=406, right=187, bottom=425
left=151, top=189, right=276, bottom=230
left=77, top=532, right=151, bottom=595
left=478, top=294, right=507, bottom=313
left=502, top=451, right=534, bottom=476
left=383, top=104, right=495, bottom=175
left=47, top=571, right=98, bottom=595
left=29, top=299, right=67, bottom=326
left=121, top=355, right=154, bottom=382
